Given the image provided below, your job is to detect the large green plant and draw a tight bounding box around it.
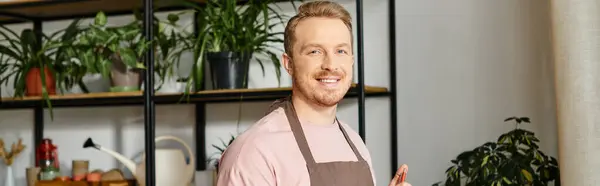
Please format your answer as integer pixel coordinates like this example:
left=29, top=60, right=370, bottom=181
left=433, top=117, right=560, bottom=186
left=132, top=10, right=190, bottom=90
left=75, top=12, right=149, bottom=80
left=179, top=0, right=299, bottom=92
left=76, top=11, right=188, bottom=91
left=0, top=19, right=84, bottom=119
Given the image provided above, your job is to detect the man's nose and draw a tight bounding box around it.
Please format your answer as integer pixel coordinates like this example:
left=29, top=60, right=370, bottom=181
left=321, top=54, right=340, bottom=71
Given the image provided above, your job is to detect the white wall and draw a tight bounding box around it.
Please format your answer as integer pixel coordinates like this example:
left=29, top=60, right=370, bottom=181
left=0, top=0, right=396, bottom=185
left=394, top=0, right=559, bottom=185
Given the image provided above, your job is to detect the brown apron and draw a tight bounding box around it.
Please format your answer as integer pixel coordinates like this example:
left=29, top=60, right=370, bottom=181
left=266, top=97, right=375, bottom=186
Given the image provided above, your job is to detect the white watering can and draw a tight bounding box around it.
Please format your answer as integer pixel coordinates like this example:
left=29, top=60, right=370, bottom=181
left=83, top=135, right=195, bottom=186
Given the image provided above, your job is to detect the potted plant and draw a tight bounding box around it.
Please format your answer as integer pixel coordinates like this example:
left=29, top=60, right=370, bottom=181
left=0, top=19, right=84, bottom=119
left=208, top=135, right=236, bottom=186
left=181, top=0, right=299, bottom=91
left=132, top=10, right=190, bottom=93
left=76, top=11, right=188, bottom=93
left=432, top=117, right=560, bottom=186
left=75, top=12, right=150, bottom=92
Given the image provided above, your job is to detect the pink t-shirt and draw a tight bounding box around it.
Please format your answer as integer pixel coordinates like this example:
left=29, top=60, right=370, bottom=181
left=216, top=107, right=376, bottom=186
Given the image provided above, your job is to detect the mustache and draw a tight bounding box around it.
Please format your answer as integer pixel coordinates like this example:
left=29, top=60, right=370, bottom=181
left=313, top=70, right=344, bottom=78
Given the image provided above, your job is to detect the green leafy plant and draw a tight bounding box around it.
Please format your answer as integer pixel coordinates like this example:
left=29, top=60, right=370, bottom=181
left=207, top=135, right=236, bottom=171
left=75, top=12, right=149, bottom=81
left=433, top=117, right=560, bottom=186
left=0, top=19, right=84, bottom=119
left=179, top=0, right=299, bottom=92
left=132, top=10, right=190, bottom=91
left=76, top=11, right=189, bottom=92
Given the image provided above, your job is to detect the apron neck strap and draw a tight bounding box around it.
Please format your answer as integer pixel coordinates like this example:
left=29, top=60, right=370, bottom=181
left=335, top=117, right=366, bottom=162
left=283, top=98, right=366, bottom=165
left=284, top=99, right=318, bottom=164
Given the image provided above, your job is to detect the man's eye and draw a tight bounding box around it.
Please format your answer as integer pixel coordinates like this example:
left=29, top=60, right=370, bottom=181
left=337, top=49, right=347, bottom=54
left=309, top=50, right=321, bottom=54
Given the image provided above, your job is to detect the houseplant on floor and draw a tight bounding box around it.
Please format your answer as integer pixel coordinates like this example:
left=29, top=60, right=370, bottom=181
left=432, top=117, right=560, bottom=186
left=181, top=0, right=299, bottom=91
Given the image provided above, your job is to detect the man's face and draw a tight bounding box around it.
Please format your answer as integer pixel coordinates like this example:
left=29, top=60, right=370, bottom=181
left=284, top=17, right=354, bottom=107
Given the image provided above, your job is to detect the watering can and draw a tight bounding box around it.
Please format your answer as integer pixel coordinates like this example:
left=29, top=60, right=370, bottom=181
left=83, top=135, right=195, bottom=186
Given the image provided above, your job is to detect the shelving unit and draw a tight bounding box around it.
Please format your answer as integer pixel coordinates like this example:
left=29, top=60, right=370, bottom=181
left=0, top=0, right=398, bottom=185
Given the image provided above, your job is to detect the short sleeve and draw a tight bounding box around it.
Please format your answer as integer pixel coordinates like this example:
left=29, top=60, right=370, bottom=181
left=216, top=138, right=276, bottom=186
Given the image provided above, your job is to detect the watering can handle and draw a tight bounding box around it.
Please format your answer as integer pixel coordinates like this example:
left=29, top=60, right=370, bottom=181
left=155, top=135, right=196, bottom=183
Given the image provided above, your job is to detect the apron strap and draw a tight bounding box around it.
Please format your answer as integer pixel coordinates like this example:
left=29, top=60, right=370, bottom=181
left=336, top=118, right=366, bottom=162
left=283, top=98, right=368, bottom=165
left=284, top=99, right=318, bottom=164
left=264, top=96, right=290, bottom=116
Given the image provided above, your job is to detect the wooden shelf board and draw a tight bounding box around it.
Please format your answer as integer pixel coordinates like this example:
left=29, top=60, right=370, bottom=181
left=0, top=84, right=389, bottom=108
left=0, top=0, right=45, bottom=6
left=1, top=84, right=387, bottom=101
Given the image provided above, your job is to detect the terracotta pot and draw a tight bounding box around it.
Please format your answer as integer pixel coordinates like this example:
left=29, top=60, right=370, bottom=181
left=25, top=67, right=56, bottom=96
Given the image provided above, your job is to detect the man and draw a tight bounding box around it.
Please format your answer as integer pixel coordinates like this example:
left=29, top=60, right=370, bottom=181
left=216, top=1, right=412, bottom=186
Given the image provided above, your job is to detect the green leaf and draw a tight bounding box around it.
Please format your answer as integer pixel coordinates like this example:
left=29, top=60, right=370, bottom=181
left=117, top=48, right=138, bottom=68
left=167, top=13, right=180, bottom=24
left=521, top=169, right=533, bottom=182
left=481, top=155, right=489, bottom=167
left=504, top=117, right=516, bottom=122
left=95, top=12, right=107, bottom=26
left=502, top=177, right=512, bottom=184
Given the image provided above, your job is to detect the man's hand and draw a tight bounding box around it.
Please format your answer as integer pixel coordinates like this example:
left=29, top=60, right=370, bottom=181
left=389, top=164, right=412, bottom=186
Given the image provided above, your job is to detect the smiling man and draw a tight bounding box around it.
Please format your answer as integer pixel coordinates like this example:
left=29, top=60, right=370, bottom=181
left=216, top=1, right=411, bottom=186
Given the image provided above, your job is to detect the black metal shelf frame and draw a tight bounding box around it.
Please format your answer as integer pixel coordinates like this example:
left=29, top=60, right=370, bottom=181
left=0, top=0, right=399, bottom=184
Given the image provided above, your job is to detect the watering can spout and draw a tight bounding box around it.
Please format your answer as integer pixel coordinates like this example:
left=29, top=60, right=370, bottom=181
left=82, top=137, right=137, bottom=175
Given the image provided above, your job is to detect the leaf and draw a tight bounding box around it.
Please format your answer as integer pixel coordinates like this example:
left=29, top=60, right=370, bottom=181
left=95, top=12, right=107, bottom=26
left=504, top=117, right=516, bottom=122
left=521, top=169, right=533, bottom=182
left=117, top=48, right=138, bottom=68
left=481, top=155, right=489, bottom=167
left=502, top=177, right=512, bottom=184
left=167, top=13, right=180, bottom=24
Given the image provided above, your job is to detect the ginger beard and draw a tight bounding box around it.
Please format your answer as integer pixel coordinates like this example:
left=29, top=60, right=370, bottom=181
left=291, top=64, right=352, bottom=107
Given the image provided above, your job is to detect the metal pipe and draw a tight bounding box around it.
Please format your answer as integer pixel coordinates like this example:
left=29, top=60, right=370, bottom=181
left=195, top=103, right=206, bottom=171
left=191, top=11, right=208, bottom=172
left=388, top=0, right=399, bottom=177
left=142, top=0, right=156, bottom=185
left=355, top=0, right=366, bottom=142
left=33, top=20, right=43, bottom=152
left=34, top=106, right=43, bottom=151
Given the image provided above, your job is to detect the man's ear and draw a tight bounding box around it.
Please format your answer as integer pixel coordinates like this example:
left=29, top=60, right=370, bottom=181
left=283, top=53, right=293, bottom=75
